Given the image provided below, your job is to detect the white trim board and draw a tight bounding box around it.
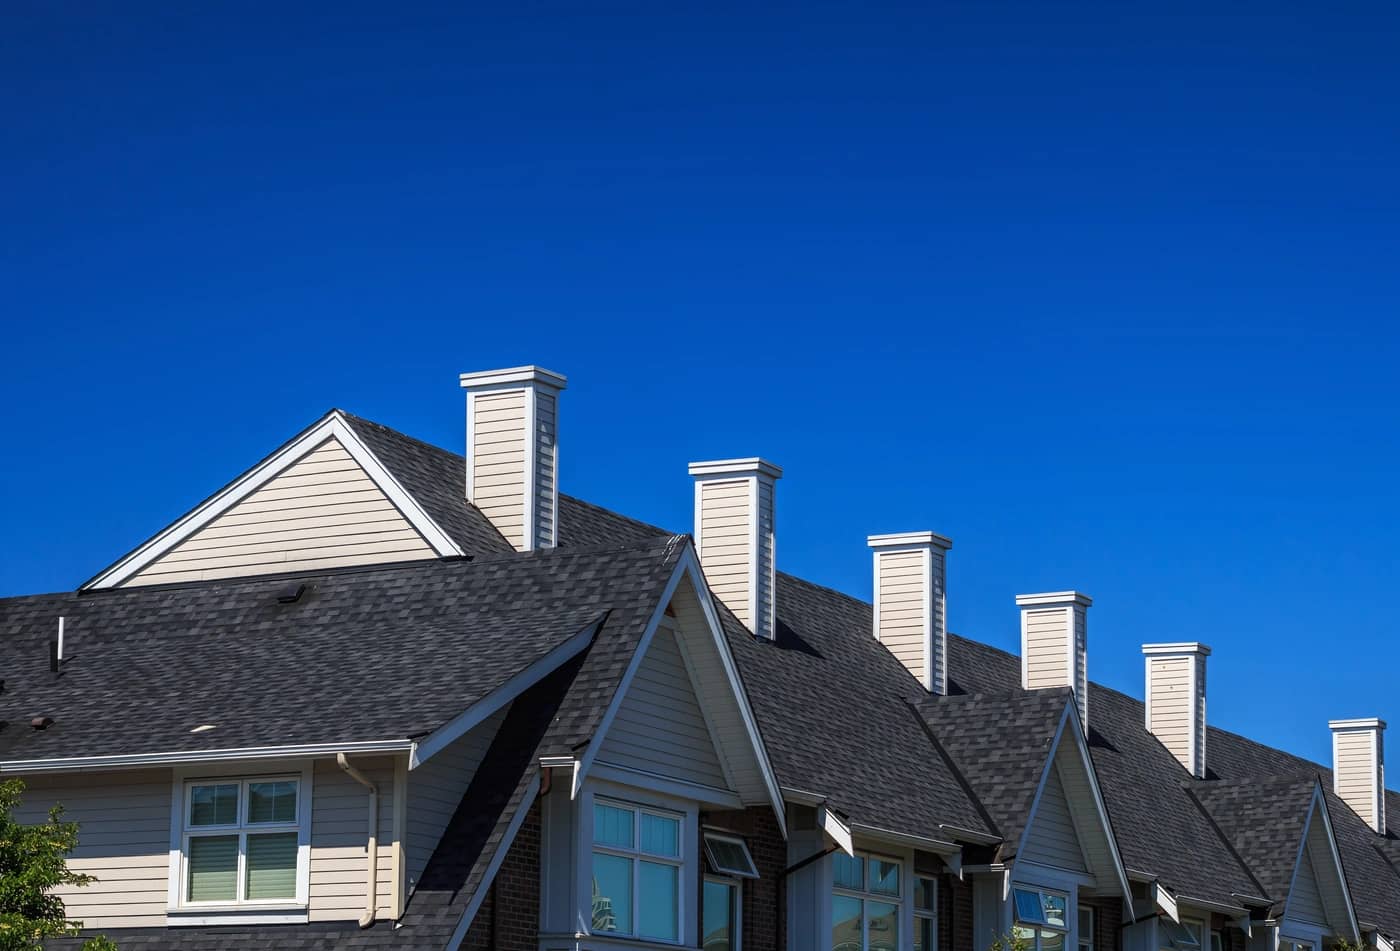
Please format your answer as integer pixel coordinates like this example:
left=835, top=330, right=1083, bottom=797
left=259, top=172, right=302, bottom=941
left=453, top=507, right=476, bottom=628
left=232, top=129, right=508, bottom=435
left=83, top=411, right=463, bottom=590
left=0, top=738, right=414, bottom=774
left=445, top=772, right=543, bottom=951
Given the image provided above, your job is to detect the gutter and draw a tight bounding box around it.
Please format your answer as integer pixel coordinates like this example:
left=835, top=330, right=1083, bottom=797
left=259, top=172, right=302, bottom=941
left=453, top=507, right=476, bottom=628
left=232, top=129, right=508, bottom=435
left=0, top=738, right=414, bottom=774
left=337, top=753, right=379, bottom=929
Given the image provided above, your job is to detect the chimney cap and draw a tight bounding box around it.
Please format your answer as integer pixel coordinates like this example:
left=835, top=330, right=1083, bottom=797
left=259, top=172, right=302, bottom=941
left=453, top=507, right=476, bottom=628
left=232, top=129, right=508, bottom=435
left=1016, top=591, right=1092, bottom=608
left=868, top=531, right=953, bottom=551
left=1330, top=718, right=1387, bottom=731
left=688, top=458, right=783, bottom=479
left=459, top=365, right=567, bottom=391
left=1141, top=641, right=1212, bottom=657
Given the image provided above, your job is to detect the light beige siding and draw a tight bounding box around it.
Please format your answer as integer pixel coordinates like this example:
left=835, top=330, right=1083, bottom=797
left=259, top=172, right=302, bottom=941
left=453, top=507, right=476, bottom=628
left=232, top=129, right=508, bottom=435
left=1334, top=729, right=1381, bottom=829
left=309, top=757, right=397, bottom=922
left=698, top=479, right=754, bottom=626
left=755, top=477, right=775, bottom=637
left=1289, top=838, right=1327, bottom=924
left=12, top=769, right=171, bottom=929
left=598, top=625, right=728, bottom=789
left=1147, top=656, right=1194, bottom=769
left=1024, top=608, right=1070, bottom=690
left=877, top=549, right=927, bottom=681
left=404, top=708, right=507, bottom=891
left=126, top=437, right=435, bottom=586
left=469, top=389, right=528, bottom=550
left=1019, top=762, right=1088, bottom=872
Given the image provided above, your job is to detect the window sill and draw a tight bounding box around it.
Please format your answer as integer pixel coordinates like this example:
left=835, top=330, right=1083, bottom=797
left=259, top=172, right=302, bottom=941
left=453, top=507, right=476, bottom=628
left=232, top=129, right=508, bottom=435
left=539, top=932, right=698, bottom=951
left=167, top=905, right=309, bottom=927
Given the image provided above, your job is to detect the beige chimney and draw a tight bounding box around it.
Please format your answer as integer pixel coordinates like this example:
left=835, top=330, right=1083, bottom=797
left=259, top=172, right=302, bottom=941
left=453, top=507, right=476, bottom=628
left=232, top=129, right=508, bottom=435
left=689, top=459, right=781, bottom=641
left=1143, top=642, right=1211, bottom=779
left=1017, top=592, right=1091, bottom=728
left=869, top=532, right=952, bottom=694
left=459, top=365, right=566, bottom=552
left=1330, top=718, right=1387, bottom=834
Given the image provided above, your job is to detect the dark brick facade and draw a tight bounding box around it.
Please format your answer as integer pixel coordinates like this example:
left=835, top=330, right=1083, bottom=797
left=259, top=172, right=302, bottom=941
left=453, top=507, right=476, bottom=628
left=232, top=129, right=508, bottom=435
left=1084, top=896, right=1123, bottom=951
left=943, top=874, right=975, bottom=951
left=460, top=802, right=541, bottom=951
left=702, top=805, right=788, bottom=951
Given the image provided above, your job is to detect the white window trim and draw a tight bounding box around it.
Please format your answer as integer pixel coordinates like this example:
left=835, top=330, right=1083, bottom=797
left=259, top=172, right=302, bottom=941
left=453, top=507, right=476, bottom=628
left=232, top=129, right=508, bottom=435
left=915, top=872, right=939, bottom=951
left=167, top=761, right=313, bottom=926
left=1012, top=878, right=1079, bottom=951
left=704, top=874, right=743, bottom=951
left=1078, top=905, right=1095, bottom=951
left=578, top=781, right=699, bottom=947
left=831, top=849, right=907, bottom=951
left=703, top=829, right=759, bottom=879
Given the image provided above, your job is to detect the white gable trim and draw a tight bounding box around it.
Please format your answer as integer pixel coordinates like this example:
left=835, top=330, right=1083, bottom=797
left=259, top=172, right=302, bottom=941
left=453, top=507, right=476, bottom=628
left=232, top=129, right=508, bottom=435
left=83, top=411, right=463, bottom=590
left=410, top=618, right=602, bottom=769
left=1287, top=784, right=1360, bottom=942
left=1014, top=702, right=1135, bottom=918
left=571, top=546, right=787, bottom=836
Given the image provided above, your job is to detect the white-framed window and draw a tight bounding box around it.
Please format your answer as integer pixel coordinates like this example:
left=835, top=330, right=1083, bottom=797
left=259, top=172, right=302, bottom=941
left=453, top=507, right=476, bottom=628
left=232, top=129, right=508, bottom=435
left=178, top=775, right=306, bottom=907
left=915, top=874, right=938, bottom=951
left=1078, top=906, right=1094, bottom=951
left=703, top=876, right=742, bottom=951
left=1210, top=931, right=1224, bottom=951
left=1280, top=940, right=1314, bottom=951
left=704, top=830, right=759, bottom=879
left=832, top=851, right=902, bottom=951
left=1161, top=919, right=1204, bottom=951
left=590, top=797, right=684, bottom=942
left=1013, top=885, right=1069, bottom=951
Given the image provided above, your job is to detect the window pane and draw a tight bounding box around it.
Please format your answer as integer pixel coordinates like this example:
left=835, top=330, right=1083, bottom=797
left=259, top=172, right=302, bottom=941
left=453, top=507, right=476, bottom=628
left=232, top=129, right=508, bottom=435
left=1079, top=908, right=1093, bottom=935
left=591, top=852, right=632, bottom=933
left=1014, top=925, right=1039, bottom=945
left=1014, top=888, right=1045, bottom=924
left=870, top=858, right=900, bottom=896
left=916, top=875, right=936, bottom=911
left=190, top=784, right=238, bottom=826
left=832, top=894, right=863, bottom=951
left=1041, top=929, right=1065, bottom=951
left=187, top=835, right=238, bottom=902
left=833, top=852, right=864, bottom=890
left=245, top=832, right=298, bottom=899
left=869, top=900, right=900, bottom=951
left=638, top=861, right=679, bottom=940
left=640, top=812, right=680, bottom=858
left=915, top=916, right=936, bottom=951
left=703, top=880, right=736, bottom=951
left=247, top=781, right=297, bottom=824
left=594, top=803, right=634, bottom=849
left=705, top=833, right=758, bottom=877
left=1043, top=893, right=1067, bottom=928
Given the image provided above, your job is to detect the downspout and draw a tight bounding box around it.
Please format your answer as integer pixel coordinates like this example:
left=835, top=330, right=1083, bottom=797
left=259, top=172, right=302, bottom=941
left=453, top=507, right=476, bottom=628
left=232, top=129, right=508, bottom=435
left=337, top=753, right=379, bottom=928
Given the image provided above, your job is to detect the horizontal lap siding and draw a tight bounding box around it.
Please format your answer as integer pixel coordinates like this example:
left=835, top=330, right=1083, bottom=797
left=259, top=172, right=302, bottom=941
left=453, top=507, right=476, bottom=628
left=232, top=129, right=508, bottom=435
left=471, top=390, right=527, bottom=550
left=1289, top=831, right=1328, bottom=924
left=598, top=626, right=728, bottom=789
left=1019, top=764, right=1088, bottom=872
left=126, top=438, right=434, bottom=586
left=877, top=550, right=927, bottom=682
left=755, top=478, right=775, bottom=639
left=534, top=390, right=557, bottom=549
left=699, top=479, right=753, bottom=625
left=309, top=757, right=398, bottom=922
left=1024, top=608, right=1069, bottom=689
left=12, top=769, right=171, bottom=929
left=1147, top=657, right=1193, bottom=767
left=1334, top=730, right=1378, bottom=827
left=405, top=709, right=508, bottom=891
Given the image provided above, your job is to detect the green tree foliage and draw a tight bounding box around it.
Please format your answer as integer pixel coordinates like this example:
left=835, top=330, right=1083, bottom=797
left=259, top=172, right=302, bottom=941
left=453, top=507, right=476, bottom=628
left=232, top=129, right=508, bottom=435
left=0, top=778, right=117, bottom=950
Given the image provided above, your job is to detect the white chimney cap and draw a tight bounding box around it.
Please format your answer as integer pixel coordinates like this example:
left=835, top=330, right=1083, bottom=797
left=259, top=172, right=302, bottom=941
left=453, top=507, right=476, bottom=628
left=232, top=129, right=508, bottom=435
left=868, top=531, right=953, bottom=550
left=459, top=365, right=567, bottom=390
left=688, top=458, right=783, bottom=479
left=1141, top=642, right=1212, bottom=656
left=1330, top=718, right=1387, bottom=731
left=1015, top=591, right=1092, bottom=608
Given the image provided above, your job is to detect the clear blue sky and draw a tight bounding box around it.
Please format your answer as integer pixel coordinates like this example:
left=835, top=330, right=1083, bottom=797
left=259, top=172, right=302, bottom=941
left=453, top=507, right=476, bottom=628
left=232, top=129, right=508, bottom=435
left=4, top=1, right=1398, bottom=767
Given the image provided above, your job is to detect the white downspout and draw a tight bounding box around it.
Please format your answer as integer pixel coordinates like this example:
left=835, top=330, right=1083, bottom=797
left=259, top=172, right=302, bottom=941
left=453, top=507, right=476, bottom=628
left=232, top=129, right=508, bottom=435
left=337, top=753, right=379, bottom=928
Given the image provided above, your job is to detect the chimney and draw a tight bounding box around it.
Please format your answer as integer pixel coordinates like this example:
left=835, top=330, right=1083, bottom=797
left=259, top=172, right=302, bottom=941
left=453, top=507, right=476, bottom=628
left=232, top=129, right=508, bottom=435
left=1017, top=592, right=1091, bottom=728
left=459, top=365, right=567, bottom=552
left=1330, top=718, right=1387, bottom=834
left=869, top=532, right=952, bottom=694
left=1142, top=643, right=1210, bottom=779
left=689, top=459, right=781, bottom=641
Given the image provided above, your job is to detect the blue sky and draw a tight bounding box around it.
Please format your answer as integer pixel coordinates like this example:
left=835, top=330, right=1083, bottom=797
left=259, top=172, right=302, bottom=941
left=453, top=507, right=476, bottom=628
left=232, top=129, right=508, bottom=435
left=4, top=1, right=1398, bottom=766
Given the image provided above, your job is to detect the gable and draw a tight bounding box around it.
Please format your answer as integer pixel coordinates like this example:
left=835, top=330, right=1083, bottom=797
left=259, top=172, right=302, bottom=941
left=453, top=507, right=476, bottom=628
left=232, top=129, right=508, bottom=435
left=1287, top=798, right=1354, bottom=934
left=125, top=435, right=437, bottom=586
left=1020, top=752, right=1090, bottom=873
left=596, top=621, right=729, bottom=789
left=1289, top=839, right=1327, bottom=924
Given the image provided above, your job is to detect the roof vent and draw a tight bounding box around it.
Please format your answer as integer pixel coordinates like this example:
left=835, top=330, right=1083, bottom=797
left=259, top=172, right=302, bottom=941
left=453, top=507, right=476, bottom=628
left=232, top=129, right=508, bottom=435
left=30, top=716, right=54, bottom=730
left=276, top=583, right=306, bottom=604
left=1143, top=642, right=1210, bottom=778
left=869, top=532, right=952, bottom=695
left=1330, top=717, right=1386, bottom=835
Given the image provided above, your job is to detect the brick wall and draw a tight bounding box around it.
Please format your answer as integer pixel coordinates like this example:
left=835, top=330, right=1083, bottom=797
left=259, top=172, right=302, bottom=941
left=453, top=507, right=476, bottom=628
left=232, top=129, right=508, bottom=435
left=702, top=805, right=787, bottom=951
left=943, top=873, right=975, bottom=951
left=1087, top=896, right=1123, bottom=951
left=459, top=802, right=541, bottom=950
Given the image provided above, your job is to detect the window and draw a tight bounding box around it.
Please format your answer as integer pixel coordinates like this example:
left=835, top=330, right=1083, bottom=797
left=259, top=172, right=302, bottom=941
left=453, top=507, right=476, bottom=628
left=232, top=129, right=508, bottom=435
left=832, top=852, right=901, bottom=951
left=703, top=877, right=741, bottom=951
left=703, top=831, right=759, bottom=878
left=181, top=777, right=301, bottom=906
left=1161, top=919, right=1203, bottom=951
left=591, top=799, right=683, bottom=942
left=1013, top=886, right=1068, bottom=951
left=1210, top=932, right=1224, bottom=951
left=1078, top=907, right=1094, bottom=951
left=914, top=875, right=937, bottom=951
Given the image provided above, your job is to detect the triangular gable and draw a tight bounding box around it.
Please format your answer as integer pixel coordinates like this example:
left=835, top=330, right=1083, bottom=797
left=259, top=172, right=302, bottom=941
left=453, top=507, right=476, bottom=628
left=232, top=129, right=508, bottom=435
left=1015, top=704, right=1133, bottom=906
left=84, top=411, right=462, bottom=588
left=1286, top=788, right=1360, bottom=939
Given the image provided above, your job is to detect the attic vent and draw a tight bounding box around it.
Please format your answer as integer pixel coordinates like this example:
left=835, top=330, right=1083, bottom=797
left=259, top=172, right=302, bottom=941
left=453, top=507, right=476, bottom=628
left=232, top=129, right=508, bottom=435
left=30, top=716, right=54, bottom=731
left=276, top=583, right=306, bottom=604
